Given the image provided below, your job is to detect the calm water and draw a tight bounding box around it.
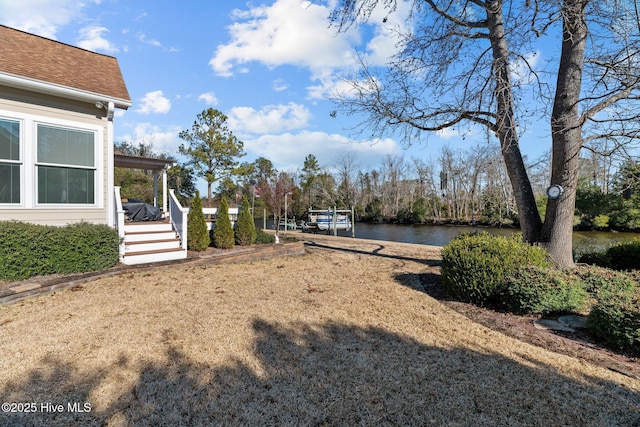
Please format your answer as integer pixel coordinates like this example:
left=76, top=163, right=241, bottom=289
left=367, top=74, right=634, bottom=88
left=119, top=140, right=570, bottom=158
left=322, top=222, right=639, bottom=254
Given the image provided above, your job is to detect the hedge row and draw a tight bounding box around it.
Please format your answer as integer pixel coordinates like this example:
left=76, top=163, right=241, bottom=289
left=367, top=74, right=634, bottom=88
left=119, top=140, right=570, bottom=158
left=0, top=221, right=119, bottom=281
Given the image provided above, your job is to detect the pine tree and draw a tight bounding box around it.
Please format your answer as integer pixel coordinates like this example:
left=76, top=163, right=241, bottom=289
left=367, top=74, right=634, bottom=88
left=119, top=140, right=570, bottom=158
left=213, top=196, right=234, bottom=249
left=187, top=191, right=210, bottom=251
left=235, top=194, right=256, bottom=245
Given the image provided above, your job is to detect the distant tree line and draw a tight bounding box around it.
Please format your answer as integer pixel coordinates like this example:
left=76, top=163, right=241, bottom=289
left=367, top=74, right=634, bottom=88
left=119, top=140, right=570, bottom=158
left=114, top=109, right=640, bottom=232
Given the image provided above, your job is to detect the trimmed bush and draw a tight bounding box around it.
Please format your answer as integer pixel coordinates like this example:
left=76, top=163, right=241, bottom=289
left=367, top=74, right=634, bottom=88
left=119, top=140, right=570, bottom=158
left=0, top=221, right=119, bottom=281
left=499, top=266, right=589, bottom=314
left=187, top=191, right=210, bottom=251
left=213, top=196, right=235, bottom=249
left=254, top=229, right=276, bottom=244
left=587, top=289, right=640, bottom=354
left=441, top=232, right=549, bottom=305
left=235, top=194, right=256, bottom=246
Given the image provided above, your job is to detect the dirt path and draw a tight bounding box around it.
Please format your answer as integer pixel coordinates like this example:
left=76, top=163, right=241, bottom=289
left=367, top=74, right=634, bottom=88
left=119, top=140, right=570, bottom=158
left=0, top=235, right=638, bottom=426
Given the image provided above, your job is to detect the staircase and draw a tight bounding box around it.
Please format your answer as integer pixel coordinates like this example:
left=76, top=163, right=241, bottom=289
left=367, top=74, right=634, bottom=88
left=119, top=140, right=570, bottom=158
left=121, top=221, right=187, bottom=265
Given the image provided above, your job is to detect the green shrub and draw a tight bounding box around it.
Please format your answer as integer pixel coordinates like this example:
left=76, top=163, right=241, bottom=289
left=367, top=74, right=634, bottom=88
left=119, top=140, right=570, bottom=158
left=235, top=194, right=256, bottom=246
left=213, top=196, right=235, bottom=249
left=573, top=266, right=637, bottom=301
left=576, top=250, right=611, bottom=268
left=587, top=289, right=640, bottom=354
left=499, top=266, right=589, bottom=314
left=577, top=240, right=640, bottom=271
left=254, top=229, right=275, bottom=244
left=606, top=240, right=640, bottom=271
left=187, top=191, right=210, bottom=251
left=0, top=221, right=119, bottom=281
left=441, top=232, right=549, bottom=305
left=54, top=223, right=120, bottom=274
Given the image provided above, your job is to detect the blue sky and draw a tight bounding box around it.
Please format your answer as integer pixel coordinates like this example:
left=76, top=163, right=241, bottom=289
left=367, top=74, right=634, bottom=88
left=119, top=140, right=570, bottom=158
left=0, top=0, right=551, bottom=193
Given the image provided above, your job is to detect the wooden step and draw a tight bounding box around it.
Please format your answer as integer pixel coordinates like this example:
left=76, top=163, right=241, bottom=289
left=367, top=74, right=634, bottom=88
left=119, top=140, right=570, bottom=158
left=125, top=238, right=182, bottom=252
left=121, top=247, right=187, bottom=265
left=124, top=230, right=178, bottom=242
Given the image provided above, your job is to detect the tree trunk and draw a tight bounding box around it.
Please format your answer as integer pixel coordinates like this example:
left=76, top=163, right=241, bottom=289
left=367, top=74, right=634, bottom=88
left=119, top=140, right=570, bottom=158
left=486, top=2, right=542, bottom=242
left=540, top=0, right=588, bottom=268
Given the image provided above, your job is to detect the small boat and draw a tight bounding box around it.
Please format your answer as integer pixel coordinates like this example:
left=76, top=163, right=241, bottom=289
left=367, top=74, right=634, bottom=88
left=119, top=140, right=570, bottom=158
left=306, top=210, right=352, bottom=231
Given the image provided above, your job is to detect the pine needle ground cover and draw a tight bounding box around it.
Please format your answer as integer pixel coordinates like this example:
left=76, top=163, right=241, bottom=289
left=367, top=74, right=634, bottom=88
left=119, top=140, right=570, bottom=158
left=0, top=237, right=638, bottom=426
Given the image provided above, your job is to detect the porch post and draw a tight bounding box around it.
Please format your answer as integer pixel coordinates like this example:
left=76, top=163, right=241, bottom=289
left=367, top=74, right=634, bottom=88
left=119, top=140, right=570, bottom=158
left=162, top=165, right=168, bottom=214
left=153, top=173, right=159, bottom=208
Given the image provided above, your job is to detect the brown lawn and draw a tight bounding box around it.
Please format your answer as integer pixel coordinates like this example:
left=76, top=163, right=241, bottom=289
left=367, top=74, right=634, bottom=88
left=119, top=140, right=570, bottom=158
left=0, top=234, right=638, bottom=426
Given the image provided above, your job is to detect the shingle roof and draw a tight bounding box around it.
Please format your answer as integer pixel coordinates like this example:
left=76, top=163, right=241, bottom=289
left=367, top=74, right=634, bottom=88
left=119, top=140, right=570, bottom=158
left=0, top=25, right=130, bottom=105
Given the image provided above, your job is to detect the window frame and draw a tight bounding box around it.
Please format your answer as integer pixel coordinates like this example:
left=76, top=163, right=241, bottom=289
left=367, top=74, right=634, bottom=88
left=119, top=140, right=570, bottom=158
left=34, top=121, right=100, bottom=207
left=0, top=116, right=23, bottom=206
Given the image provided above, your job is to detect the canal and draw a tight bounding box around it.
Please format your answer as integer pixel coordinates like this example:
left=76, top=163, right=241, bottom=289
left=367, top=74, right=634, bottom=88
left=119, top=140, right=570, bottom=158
left=278, top=221, right=638, bottom=254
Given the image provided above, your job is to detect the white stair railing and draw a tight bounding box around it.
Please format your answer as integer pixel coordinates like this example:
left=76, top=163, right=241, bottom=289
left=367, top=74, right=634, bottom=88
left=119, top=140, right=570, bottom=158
left=114, top=186, right=126, bottom=262
left=169, top=189, right=188, bottom=249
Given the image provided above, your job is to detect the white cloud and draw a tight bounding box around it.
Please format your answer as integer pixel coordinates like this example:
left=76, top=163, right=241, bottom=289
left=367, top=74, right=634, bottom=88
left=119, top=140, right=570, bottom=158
left=435, top=128, right=460, bottom=139
left=135, top=31, right=177, bottom=51
left=210, top=0, right=358, bottom=77
left=511, top=50, right=542, bottom=85
left=210, top=0, right=411, bottom=101
left=198, top=92, right=219, bottom=106
left=244, top=130, right=401, bottom=172
left=0, top=0, right=84, bottom=38
left=228, top=103, right=312, bottom=134
left=136, top=32, right=162, bottom=47
left=119, top=122, right=182, bottom=155
left=436, top=123, right=482, bottom=141
left=136, top=90, right=171, bottom=114
left=77, top=25, right=118, bottom=53
left=272, top=79, right=289, bottom=92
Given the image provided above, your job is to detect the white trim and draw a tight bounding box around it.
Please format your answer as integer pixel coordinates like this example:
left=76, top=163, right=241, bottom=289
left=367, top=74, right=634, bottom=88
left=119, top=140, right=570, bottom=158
left=33, top=121, right=101, bottom=208
left=106, top=102, right=115, bottom=226
left=0, top=72, right=131, bottom=109
left=0, top=116, right=24, bottom=207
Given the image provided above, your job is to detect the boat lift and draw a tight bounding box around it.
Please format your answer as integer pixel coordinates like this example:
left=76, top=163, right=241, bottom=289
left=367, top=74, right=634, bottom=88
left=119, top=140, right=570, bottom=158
left=306, top=206, right=355, bottom=237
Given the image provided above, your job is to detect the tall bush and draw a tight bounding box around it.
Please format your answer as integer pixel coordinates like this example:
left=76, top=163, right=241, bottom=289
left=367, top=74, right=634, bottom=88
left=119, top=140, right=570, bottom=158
left=441, top=232, right=549, bottom=305
left=187, top=191, right=210, bottom=251
left=235, top=194, right=256, bottom=245
left=213, top=196, right=234, bottom=249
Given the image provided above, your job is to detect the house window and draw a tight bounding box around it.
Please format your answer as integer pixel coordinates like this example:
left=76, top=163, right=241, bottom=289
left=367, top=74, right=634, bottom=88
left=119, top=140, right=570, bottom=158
left=36, top=124, right=95, bottom=204
left=0, top=118, right=21, bottom=204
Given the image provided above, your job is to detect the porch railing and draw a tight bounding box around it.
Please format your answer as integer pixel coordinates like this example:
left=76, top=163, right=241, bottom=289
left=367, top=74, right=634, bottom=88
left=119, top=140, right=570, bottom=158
left=169, top=189, right=188, bottom=249
left=114, top=186, right=126, bottom=261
